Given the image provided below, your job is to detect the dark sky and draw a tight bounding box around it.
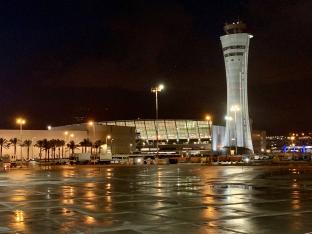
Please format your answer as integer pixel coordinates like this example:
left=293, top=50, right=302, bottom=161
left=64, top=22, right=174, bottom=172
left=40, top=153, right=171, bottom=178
left=0, top=0, right=311, bottom=135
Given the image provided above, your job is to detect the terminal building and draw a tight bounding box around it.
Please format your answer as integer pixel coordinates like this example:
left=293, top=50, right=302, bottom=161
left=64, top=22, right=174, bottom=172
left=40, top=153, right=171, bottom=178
left=99, top=119, right=224, bottom=156
left=0, top=119, right=265, bottom=160
left=99, top=119, right=265, bottom=155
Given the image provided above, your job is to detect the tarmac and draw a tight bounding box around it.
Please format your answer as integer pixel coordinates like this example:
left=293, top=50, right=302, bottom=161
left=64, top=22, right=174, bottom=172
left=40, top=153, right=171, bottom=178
left=0, top=164, right=312, bottom=233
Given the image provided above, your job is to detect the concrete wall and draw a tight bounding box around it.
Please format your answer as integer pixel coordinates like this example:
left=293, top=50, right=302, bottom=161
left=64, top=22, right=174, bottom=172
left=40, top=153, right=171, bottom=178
left=0, top=124, right=136, bottom=160
left=52, top=124, right=136, bottom=154
left=0, top=129, right=87, bottom=160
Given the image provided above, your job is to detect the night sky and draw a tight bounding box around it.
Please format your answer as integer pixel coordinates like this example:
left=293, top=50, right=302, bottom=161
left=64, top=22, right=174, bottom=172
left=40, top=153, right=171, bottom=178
left=0, top=0, right=311, bottom=135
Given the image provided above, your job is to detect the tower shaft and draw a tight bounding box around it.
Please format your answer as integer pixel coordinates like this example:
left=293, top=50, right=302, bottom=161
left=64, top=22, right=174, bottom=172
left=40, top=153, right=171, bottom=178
left=220, top=22, right=253, bottom=153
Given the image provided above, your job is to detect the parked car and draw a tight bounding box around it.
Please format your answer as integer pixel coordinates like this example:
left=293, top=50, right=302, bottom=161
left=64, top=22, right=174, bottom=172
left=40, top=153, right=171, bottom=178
left=0, top=160, right=10, bottom=170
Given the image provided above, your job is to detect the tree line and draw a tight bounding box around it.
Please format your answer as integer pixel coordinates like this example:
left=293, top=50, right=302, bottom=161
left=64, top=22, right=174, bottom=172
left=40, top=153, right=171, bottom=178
left=0, top=138, right=105, bottom=161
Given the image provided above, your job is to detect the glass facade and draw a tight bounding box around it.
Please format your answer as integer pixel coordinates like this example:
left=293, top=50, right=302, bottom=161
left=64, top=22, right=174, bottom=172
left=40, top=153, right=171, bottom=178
left=144, top=121, right=157, bottom=140
left=165, top=120, right=177, bottom=140
left=100, top=120, right=212, bottom=141
left=176, top=121, right=188, bottom=140
left=134, top=121, right=147, bottom=139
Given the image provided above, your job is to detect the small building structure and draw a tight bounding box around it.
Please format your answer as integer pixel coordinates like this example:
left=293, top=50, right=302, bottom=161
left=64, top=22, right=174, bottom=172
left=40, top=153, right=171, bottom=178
left=0, top=124, right=135, bottom=160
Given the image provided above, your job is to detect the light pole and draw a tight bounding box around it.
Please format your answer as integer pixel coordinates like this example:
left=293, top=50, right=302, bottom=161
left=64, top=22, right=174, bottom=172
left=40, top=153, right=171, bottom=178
left=88, top=121, right=96, bottom=155
left=290, top=135, right=295, bottom=157
left=225, top=115, right=233, bottom=155
left=205, top=115, right=213, bottom=164
left=205, top=115, right=213, bottom=150
left=16, top=118, right=26, bottom=162
left=129, top=143, right=133, bottom=154
left=151, top=84, right=164, bottom=159
left=230, top=105, right=240, bottom=155
left=106, top=135, right=111, bottom=145
left=88, top=121, right=96, bottom=141
left=111, top=138, right=114, bottom=154
left=106, top=135, right=111, bottom=154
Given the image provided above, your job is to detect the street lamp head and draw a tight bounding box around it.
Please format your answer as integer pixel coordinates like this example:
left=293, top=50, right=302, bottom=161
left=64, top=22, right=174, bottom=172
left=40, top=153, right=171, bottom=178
left=158, top=84, right=164, bottom=91
left=151, top=84, right=165, bottom=93
left=16, top=118, right=26, bottom=125
left=230, top=105, right=240, bottom=112
left=88, top=121, right=94, bottom=126
left=225, top=116, right=233, bottom=121
left=205, top=115, right=211, bottom=121
left=47, top=125, right=52, bottom=130
left=106, top=135, right=111, bottom=140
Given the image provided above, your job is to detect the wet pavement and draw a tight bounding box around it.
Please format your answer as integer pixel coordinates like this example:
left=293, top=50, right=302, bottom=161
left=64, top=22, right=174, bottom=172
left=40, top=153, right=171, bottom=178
left=1, top=164, right=312, bottom=233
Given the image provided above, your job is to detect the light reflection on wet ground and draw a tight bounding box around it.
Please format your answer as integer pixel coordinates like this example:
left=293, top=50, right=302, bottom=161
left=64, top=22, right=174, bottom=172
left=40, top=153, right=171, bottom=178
left=1, top=165, right=312, bottom=233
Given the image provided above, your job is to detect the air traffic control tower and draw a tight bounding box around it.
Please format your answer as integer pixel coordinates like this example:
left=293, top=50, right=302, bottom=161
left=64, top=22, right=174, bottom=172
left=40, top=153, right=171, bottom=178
left=220, top=21, right=253, bottom=153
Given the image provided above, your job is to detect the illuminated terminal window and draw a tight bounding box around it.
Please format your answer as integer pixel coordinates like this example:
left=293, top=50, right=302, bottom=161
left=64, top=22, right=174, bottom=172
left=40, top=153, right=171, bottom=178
left=198, top=121, right=210, bottom=138
left=125, top=121, right=135, bottom=127
left=135, top=121, right=147, bottom=139
left=176, top=121, right=188, bottom=139
left=165, top=120, right=178, bottom=139
left=144, top=120, right=157, bottom=140
left=157, top=121, right=167, bottom=140
left=101, top=119, right=214, bottom=142
left=187, top=120, right=199, bottom=139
